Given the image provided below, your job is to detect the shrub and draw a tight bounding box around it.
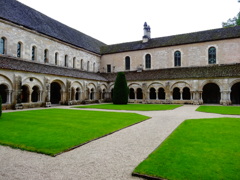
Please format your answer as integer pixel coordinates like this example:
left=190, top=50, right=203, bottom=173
left=113, top=72, right=129, bottom=104
left=0, top=95, right=2, bottom=117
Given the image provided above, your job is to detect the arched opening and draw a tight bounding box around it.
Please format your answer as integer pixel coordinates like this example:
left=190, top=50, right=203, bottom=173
left=76, top=88, right=80, bottom=101
left=183, top=87, right=191, bottom=100
left=90, top=88, right=94, bottom=100
left=137, top=88, right=143, bottom=99
left=231, top=82, right=240, bottom=104
left=21, top=85, right=29, bottom=103
left=50, top=82, right=61, bottom=104
left=129, top=88, right=135, bottom=99
left=150, top=88, right=156, bottom=99
left=202, top=83, right=220, bottom=104
left=173, top=87, right=180, bottom=100
left=0, top=84, right=8, bottom=103
left=158, top=88, right=165, bottom=99
left=102, top=89, right=106, bottom=99
left=32, top=86, right=39, bottom=102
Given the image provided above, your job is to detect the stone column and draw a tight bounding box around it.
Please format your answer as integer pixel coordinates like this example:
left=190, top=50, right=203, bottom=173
left=6, top=90, right=13, bottom=104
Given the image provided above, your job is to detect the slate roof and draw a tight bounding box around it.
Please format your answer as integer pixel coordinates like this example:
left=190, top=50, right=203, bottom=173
left=101, top=25, right=240, bottom=54
left=101, top=63, right=240, bottom=82
left=0, top=56, right=107, bottom=81
left=0, top=0, right=106, bottom=54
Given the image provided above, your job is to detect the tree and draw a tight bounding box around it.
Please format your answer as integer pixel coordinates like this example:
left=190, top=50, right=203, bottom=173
left=113, top=72, right=129, bottom=104
left=0, top=95, right=2, bottom=118
left=222, top=11, right=240, bottom=27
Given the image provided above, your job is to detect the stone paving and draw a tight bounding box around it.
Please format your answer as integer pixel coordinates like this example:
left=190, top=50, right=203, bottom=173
left=0, top=105, right=239, bottom=180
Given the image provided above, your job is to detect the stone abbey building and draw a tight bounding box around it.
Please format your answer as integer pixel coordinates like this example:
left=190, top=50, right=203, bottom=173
left=1, top=0, right=240, bottom=109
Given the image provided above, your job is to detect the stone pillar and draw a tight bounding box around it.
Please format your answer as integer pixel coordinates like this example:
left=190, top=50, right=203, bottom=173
left=28, top=90, right=32, bottom=103
left=220, top=90, right=231, bottom=105
left=180, top=90, right=183, bottom=100
left=6, top=90, right=13, bottom=104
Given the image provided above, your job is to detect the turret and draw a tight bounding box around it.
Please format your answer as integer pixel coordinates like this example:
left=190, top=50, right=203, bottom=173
left=143, top=22, right=151, bottom=43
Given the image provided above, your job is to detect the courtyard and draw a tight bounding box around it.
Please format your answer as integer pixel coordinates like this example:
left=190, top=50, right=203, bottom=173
left=0, top=105, right=240, bottom=180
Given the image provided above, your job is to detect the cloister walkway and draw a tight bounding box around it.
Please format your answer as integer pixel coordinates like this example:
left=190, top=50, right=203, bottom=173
left=0, top=105, right=239, bottom=180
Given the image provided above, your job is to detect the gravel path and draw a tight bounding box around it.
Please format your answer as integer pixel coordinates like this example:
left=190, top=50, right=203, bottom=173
left=0, top=105, right=239, bottom=180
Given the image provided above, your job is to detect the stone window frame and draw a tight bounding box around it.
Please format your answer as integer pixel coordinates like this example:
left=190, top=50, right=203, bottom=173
left=17, top=41, right=23, bottom=58
left=208, top=46, right=217, bottom=64
left=145, top=53, right=151, bottom=69
left=54, top=52, right=59, bottom=65
left=174, top=50, right=181, bottom=67
left=125, top=56, right=131, bottom=71
left=73, top=57, right=76, bottom=68
left=44, top=49, right=49, bottom=63
left=64, top=54, right=68, bottom=67
left=107, top=64, right=111, bottom=73
left=31, top=45, right=37, bottom=61
left=0, top=37, right=7, bottom=55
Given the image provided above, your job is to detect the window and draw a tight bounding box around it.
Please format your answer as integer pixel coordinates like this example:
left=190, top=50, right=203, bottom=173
left=0, top=37, right=5, bottom=54
left=93, top=62, right=95, bottom=72
left=44, top=49, right=49, bottom=63
left=174, top=51, right=181, bottom=66
left=87, top=61, right=90, bottom=71
left=107, top=64, right=111, bottom=73
left=64, top=55, right=68, bottom=67
left=208, top=47, right=216, bottom=64
left=32, top=46, right=36, bottom=61
left=145, top=54, right=151, bottom=69
left=55, top=52, right=58, bottom=65
left=17, top=42, right=22, bottom=58
left=81, top=59, right=83, bottom=70
left=125, top=56, right=130, bottom=70
left=73, top=57, right=76, bottom=68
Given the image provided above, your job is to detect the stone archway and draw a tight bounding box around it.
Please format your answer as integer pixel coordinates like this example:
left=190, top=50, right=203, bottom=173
left=202, top=83, right=220, bottom=104
left=137, top=88, right=143, bottom=99
left=231, top=82, right=240, bottom=104
left=50, top=82, right=61, bottom=104
left=183, top=87, right=191, bottom=100
left=129, top=88, right=135, bottom=99
left=173, top=87, right=180, bottom=100
left=31, top=86, right=39, bottom=102
left=0, top=84, right=8, bottom=103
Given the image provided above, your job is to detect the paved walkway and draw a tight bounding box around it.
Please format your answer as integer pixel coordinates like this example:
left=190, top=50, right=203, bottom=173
left=0, top=105, right=239, bottom=180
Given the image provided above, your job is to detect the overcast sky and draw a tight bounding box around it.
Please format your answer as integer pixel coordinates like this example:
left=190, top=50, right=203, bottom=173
left=17, top=0, right=240, bottom=45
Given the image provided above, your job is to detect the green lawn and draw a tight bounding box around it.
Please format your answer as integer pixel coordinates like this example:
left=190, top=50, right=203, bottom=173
left=133, top=118, right=240, bottom=180
left=196, top=105, right=240, bottom=115
left=0, top=109, right=149, bottom=156
left=74, top=104, right=181, bottom=111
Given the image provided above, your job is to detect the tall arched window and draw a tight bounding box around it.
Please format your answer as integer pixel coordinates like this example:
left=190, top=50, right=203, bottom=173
left=125, top=56, right=130, bottom=70
left=145, top=54, right=151, bottom=69
left=93, top=62, right=96, bottom=72
left=81, top=59, right=83, bottom=70
left=73, top=57, right=76, bottom=68
left=174, top=51, right=181, bottom=66
left=31, top=46, right=37, bottom=61
left=208, top=47, right=216, bottom=64
left=87, top=61, right=90, bottom=71
left=64, top=55, right=68, bottom=67
left=17, top=42, right=22, bottom=58
left=55, top=52, right=58, bottom=65
left=44, top=49, right=49, bottom=63
left=0, top=37, right=5, bottom=54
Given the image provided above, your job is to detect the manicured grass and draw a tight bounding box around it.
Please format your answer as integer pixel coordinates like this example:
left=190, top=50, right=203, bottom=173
left=0, top=109, right=149, bottom=156
left=74, top=104, right=181, bottom=111
left=196, top=105, right=240, bottom=115
left=133, top=118, right=240, bottom=180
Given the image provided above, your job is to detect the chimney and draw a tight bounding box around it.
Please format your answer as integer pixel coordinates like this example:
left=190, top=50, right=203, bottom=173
left=142, top=22, right=151, bottom=43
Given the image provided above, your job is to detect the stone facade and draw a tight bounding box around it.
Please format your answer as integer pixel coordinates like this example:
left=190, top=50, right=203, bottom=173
left=1, top=1, right=240, bottom=110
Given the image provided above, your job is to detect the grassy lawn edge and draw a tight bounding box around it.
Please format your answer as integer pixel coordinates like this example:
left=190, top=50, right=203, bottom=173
left=73, top=104, right=182, bottom=111
left=0, top=109, right=151, bottom=157
left=132, top=117, right=240, bottom=180
left=196, top=105, right=240, bottom=115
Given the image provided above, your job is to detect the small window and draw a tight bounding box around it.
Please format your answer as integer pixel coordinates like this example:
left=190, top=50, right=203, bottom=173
left=81, top=59, right=83, bottom=70
left=32, top=46, right=36, bottom=61
left=64, top=55, right=68, bottom=67
left=44, top=49, right=49, bottom=63
left=107, top=64, right=111, bottom=73
left=174, top=51, right=181, bottom=66
left=17, top=42, right=22, bottom=58
left=55, top=52, right=58, bottom=65
left=87, top=61, right=90, bottom=71
left=0, top=37, right=5, bottom=54
left=73, top=57, right=76, bottom=68
left=145, top=54, right=151, bottom=69
left=208, top=47, right=216, bottom=64
left=125, top=56, right=130, bottom=70
left=93, top=62, right=95, bottom=72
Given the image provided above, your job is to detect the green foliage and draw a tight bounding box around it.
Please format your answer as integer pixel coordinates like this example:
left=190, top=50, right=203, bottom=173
left=76, top=104, right=181, bottom=111
left=112, top=72, right=129, bottom=104
left=0, top=95, right=2, bottom=118
left=133, top=118, right=240, bottom=180
left=196, top=105, right=240, bottom=115
left=0, top=109, right=149, bottom=156
left=222, top=11, right=240, bottom=27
